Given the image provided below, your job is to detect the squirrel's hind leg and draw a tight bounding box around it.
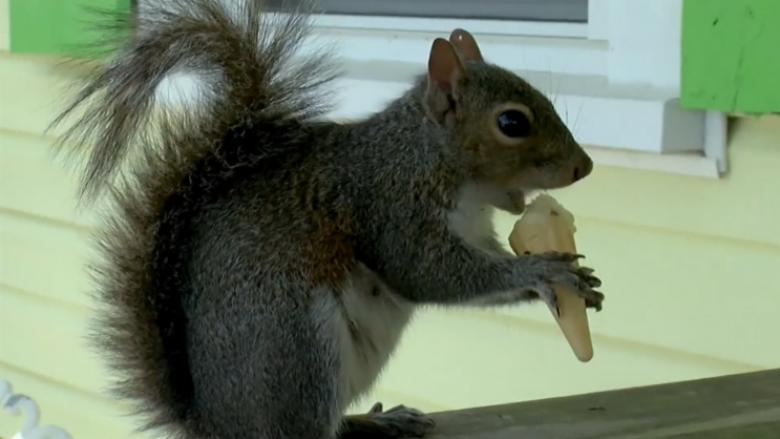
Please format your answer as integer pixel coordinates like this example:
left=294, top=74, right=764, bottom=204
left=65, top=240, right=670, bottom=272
left=185, top=280, right=344, bottom=439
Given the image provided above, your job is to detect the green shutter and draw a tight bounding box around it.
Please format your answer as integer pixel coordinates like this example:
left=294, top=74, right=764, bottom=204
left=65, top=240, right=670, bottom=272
left=681, top=0, right=780, bottom=115
left=9, top=0, right=131, bottom=56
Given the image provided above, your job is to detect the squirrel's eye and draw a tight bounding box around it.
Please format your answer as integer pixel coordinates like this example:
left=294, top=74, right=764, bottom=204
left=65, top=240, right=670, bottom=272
left=497, top=110, right=531, bottom=138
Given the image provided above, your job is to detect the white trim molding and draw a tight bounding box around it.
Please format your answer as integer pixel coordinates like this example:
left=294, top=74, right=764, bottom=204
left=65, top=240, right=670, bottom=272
left=157, top=0, right=729, bottom=177
left=303, top=0, right=727, bottom=177
left=310, top=15, right=590, bottom=39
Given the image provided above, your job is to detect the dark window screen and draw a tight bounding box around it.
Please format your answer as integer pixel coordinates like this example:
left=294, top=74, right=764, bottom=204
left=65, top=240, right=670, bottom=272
left=267, top=0, right=589, bottom=23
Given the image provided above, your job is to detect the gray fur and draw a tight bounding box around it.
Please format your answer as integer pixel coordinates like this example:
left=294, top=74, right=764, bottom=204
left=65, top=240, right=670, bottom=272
left=48, top=1, right=604, bottom=439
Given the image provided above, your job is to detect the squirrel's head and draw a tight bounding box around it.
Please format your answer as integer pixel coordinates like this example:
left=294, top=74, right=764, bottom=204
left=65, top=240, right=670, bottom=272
left=423, top=29, right=593, bottom=193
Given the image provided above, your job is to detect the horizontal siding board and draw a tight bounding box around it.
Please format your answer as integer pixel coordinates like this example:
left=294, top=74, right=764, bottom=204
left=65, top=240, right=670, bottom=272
left=0, top=285, right=756, bottom=418
left=3, top=53, right=780, bottom=245
left=0, top=287, right=108, bottom=395
left=549, top=114, right=780, bottom=248
left=0, top=211, right=94, bottom=309
left=3, top=199, right=779, bottom=367
left=492, top=214, right=780, bottom=369
left=0, top=130, right=94, bottom=226
left=3, top=121, right=780, bottom=249
left=0, top=54, right=85, bottom=137
left=369, top=308, right=756, bottom=411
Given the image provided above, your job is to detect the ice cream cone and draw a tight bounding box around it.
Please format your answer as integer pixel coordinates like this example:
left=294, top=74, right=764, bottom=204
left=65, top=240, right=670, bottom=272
left=508, top=194, right=594, bottom=362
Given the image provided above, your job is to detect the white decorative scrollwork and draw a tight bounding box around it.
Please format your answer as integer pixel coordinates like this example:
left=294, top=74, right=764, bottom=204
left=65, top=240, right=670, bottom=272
left=0, top=379, right=74, bottom=439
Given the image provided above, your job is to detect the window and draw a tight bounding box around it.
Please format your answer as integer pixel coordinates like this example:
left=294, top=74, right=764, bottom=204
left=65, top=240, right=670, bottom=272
left=276, top=0, right=726, bottom=177
left=6, top=0, right=728, bottom=177
left=270, top=0, right=589, bottom=23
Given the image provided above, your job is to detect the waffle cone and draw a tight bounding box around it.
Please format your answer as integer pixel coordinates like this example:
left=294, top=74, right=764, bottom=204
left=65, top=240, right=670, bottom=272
left=508, top=194, right=594, bottom=362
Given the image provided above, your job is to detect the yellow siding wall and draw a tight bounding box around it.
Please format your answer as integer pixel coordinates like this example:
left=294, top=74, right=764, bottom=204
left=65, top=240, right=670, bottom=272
left=2, top=10, right=779, bottom=439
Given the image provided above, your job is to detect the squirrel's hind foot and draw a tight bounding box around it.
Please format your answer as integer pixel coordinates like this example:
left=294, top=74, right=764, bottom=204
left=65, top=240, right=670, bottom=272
left=339, top=402, right=435, bottom=438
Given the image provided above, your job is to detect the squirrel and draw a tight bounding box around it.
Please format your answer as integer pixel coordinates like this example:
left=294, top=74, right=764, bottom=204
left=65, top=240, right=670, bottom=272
left=49, top=0, right=604, bottom=439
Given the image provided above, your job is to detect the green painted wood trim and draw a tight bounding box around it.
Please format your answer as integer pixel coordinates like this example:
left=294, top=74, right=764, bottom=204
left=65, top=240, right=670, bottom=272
left=681, top=0, right=780, bottom=114
left=9, top=0, right=131, bottom=56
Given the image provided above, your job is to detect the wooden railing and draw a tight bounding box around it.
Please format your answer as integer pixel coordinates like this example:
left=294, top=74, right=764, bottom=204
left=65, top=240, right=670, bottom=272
left=425, top=368, right=780, bottom=438
left=3, top=369, right=779, bottom=439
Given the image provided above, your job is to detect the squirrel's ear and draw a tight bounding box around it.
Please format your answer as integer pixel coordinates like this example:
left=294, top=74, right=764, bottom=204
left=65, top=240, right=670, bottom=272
left=448, top=28, right=483, bottom=62
left=425, top=38, right=466, bottom=123
left=427, top=38, right=466, bottom=93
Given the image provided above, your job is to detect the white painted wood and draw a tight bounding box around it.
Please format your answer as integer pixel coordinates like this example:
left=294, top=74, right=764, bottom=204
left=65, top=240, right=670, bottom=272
left=258, top=0, right=721, bottom=164
left=704, top=111, right=729, bottom=175
left=152, top=0, right=714, bottom=162
left=311, top=14, right=588, bottom=38
left=156, top=65, right=713, bottom=168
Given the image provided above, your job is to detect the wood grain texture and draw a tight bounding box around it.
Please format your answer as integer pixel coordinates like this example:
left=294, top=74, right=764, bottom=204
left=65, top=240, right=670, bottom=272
left=426, top=369, right=780, bottom=438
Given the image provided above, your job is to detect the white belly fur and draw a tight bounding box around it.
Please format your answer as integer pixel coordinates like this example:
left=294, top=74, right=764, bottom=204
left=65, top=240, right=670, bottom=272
left=329, top=183, right=510, bottom=412
left=448, top=183, right=512, bottom=256
left=448, top=183, right=520, bottom=306
left=336, top=264, right=416, bottom=410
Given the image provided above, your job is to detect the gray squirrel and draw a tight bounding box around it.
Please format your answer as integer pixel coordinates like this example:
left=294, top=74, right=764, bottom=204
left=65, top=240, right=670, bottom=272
left=49, top=1, right=604, bottom=438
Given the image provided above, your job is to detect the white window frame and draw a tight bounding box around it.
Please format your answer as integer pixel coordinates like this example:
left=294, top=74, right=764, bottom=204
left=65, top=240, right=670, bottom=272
left=158, top=0, right=728, bottom=177
left=302, top=0, right=728, bottom=177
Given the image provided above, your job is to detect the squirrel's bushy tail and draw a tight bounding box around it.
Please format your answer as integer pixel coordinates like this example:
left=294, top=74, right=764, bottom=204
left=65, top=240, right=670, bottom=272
left=51, top=0, right=337, bottom=205
left=48, top=0, right=337, bottom=436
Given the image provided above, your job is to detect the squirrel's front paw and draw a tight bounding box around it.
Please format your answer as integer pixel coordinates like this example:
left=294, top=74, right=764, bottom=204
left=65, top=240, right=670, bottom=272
left=529, top=252, right=604, bottom=311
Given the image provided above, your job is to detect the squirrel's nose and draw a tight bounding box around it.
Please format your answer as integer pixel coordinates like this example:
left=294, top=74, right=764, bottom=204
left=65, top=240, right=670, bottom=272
left=572, top=153, right=593, bottom=182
